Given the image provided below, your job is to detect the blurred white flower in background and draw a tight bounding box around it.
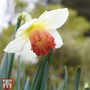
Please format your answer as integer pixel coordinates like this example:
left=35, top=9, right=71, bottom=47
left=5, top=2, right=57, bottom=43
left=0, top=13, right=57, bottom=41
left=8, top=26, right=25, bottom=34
left=38, top=0, right=47, bottom=5
left=0, top=0, right=38, bottom=36
left=0, top=0, right=15, bottom=36
left=24, top=0, right=38, bottom=12
left=0, top=26, right=3, bottom=36
left=0, top=0, right=15, bottom=27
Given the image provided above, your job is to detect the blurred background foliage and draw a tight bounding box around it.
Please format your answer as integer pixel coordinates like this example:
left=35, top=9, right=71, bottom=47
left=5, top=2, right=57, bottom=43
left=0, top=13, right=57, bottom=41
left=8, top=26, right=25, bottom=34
left=0, top=0, right=90, bottom=89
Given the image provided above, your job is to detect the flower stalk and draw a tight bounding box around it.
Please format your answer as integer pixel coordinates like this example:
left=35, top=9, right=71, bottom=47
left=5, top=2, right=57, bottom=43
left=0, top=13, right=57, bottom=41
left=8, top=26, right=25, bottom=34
left=7, top=16, right=22, bottom=78
left=32, top=49, right=53, bottom=90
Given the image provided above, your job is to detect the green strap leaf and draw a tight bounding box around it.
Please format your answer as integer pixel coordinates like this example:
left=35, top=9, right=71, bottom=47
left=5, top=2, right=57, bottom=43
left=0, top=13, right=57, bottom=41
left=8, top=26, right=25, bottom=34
left=63, top=66, right=68, bottom=90
left=58, top=66, right=68, bottom=90
left=16, top=56, right=21, bottom=90
left=32, top=49, right=53, bottom=90
left=22, top=62, right=26, bottom=90
left=74, top=67, right=81, bottom=90
left=0, top=53, right=8, bottom=78
left=0, top=53, right=8, bottom=89
left=7, top=53, right=15, bottom=78
left=24, top=77, right=30, bottom=90
left=52, top=85, right=57, bottom=90
left=40, top=62, right=49, bottom=90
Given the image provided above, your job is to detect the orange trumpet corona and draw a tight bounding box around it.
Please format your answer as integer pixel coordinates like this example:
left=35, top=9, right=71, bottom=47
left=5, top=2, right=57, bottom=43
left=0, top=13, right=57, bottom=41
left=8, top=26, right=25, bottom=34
left=29, top=28, right=56, bottom=56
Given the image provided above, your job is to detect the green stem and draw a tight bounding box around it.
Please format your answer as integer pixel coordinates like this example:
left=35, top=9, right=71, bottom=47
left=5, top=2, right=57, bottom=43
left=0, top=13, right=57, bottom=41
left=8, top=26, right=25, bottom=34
left=5, top=53, right=8, bottom=78
left=7, top=18, right=22, bottom=78
left=16, top=56, right=21, bottom=90
left=32, top=49, right=53, bottom=90
left=14, top=17, right=22, bottom=38
left=74, top=67, right=81, bottom=90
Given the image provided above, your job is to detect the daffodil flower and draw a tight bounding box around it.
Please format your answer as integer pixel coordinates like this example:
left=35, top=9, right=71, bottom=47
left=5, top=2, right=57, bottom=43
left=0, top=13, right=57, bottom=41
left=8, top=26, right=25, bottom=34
left=4, top=8, right=69, bottom=61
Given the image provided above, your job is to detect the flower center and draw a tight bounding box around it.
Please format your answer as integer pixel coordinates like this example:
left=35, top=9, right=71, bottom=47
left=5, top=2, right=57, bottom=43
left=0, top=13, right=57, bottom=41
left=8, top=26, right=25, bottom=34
left=29, top=26, right=56, bottom=56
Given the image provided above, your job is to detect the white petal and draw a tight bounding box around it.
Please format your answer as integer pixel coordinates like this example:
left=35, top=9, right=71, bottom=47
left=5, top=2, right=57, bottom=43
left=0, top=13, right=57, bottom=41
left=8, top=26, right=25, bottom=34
left=20, top=40, right=37, bottom=61
left=37, top=8, right=69, bottom=29
left=4, top=35, right=28, bottom=53
left=16, top=18, right=37, bottom=38
left=48, top=29, right=63, bottom=48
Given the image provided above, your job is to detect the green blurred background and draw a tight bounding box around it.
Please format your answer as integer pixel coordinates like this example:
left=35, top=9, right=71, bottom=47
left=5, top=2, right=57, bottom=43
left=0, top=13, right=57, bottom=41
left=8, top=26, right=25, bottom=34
left=0, top=0, right=90, bottom=89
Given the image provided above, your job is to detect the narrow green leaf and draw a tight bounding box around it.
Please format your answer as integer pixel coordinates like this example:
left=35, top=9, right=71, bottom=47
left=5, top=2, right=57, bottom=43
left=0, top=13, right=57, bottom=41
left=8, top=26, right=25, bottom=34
left=52, top=84, right=57, bottom=90
left=58, top=66, right=68, bottom=90
left=0, top=53, right=8, bottom=89
left=0, top=54, right=8, bottom=77
left=40, top=62, right=49, bottom=90
left=63, top=66, right=68, bottom=90
left=74, top=67, right=81, bottom=90
left=7, top=53, right=15, bottom=78
left=14, top=17, right=22, bottom=37
left=5, top=54, right=9, bottom=78
left=24, top=77, right=30, bottom=90
left=32, top=49, right=53, bottom=90
left=22, top=62, right=26, bottom=90
left=16, top=56, right=21, bottom=90
left=58, top=82, right=63, bottom=90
